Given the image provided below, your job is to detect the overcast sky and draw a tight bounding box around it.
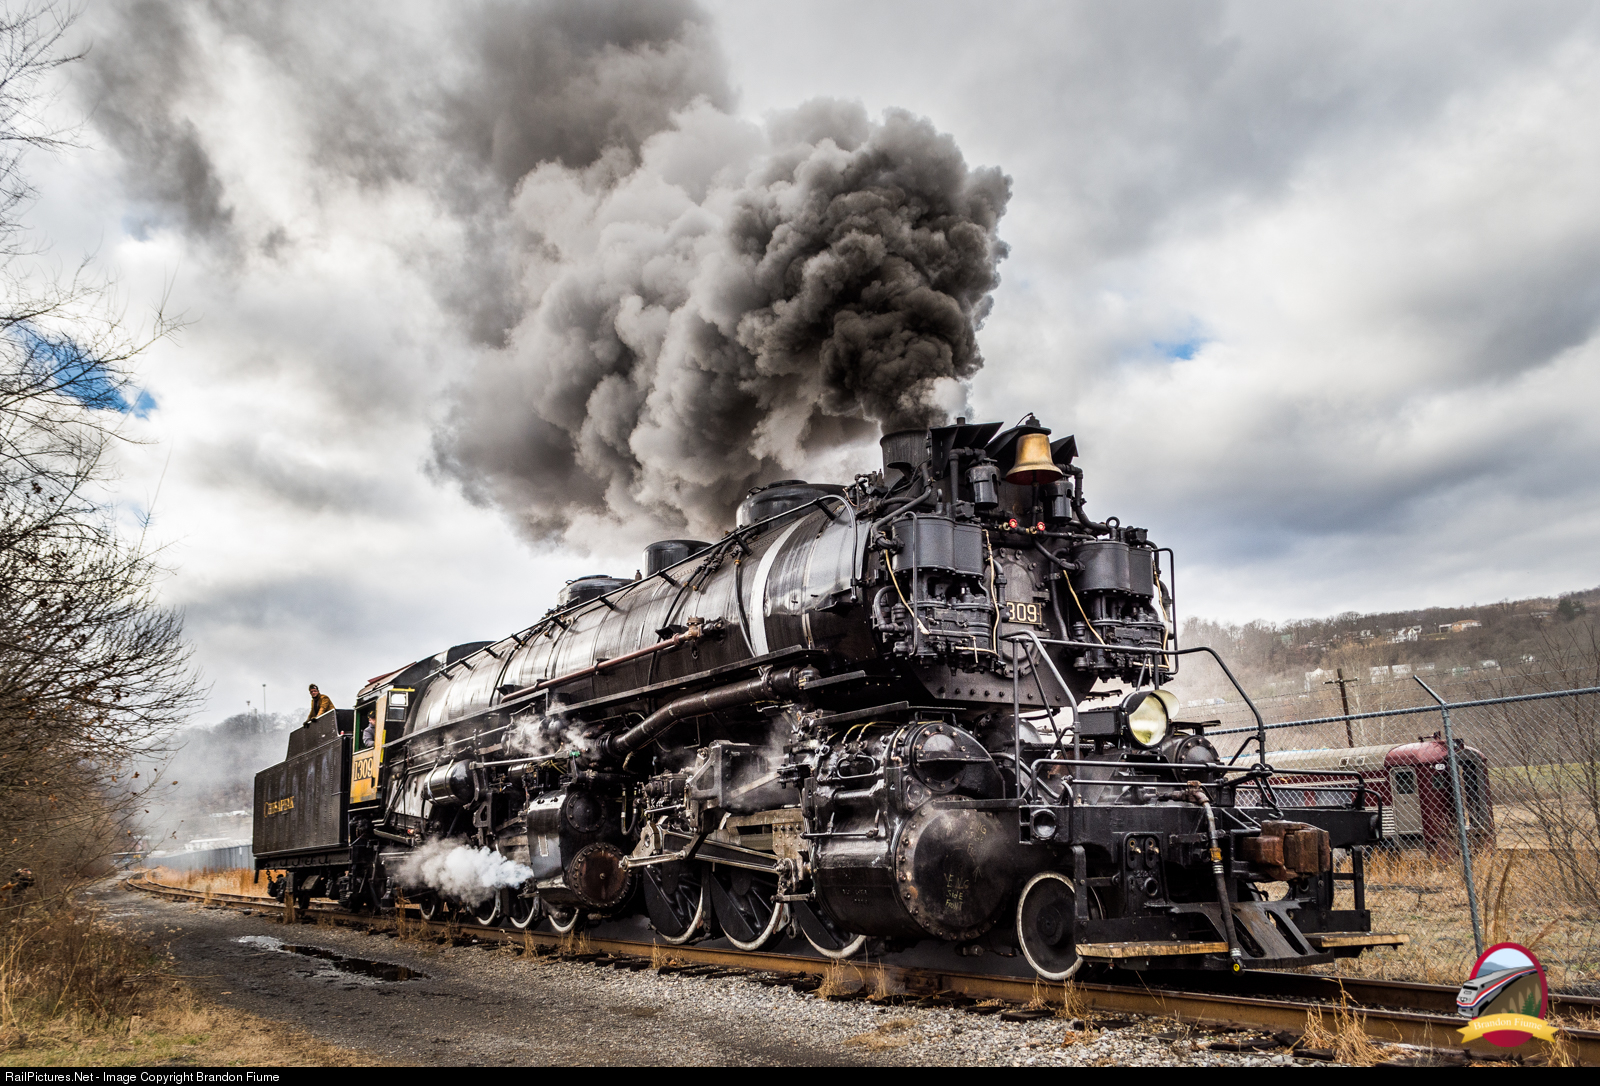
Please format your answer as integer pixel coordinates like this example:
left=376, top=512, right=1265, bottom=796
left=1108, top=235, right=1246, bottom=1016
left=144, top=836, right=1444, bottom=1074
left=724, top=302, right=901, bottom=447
left=28, top=0, right=1600, bottom=724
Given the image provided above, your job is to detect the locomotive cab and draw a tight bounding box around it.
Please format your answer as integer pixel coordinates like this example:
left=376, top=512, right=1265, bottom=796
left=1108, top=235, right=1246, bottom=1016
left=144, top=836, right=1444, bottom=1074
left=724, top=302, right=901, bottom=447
left=350, top=685, right=412, bottom=805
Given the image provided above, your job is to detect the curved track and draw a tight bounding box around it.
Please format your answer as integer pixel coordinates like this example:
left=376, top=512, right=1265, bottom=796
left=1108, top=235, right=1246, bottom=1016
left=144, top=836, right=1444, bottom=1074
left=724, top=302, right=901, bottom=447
left=126, top=874, right=1599, bottom=1064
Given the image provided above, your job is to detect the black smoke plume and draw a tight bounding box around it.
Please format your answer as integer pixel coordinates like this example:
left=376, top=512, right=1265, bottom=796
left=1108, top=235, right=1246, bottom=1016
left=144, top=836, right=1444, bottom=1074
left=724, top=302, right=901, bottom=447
left=434, top=101, right=1010, bottom=544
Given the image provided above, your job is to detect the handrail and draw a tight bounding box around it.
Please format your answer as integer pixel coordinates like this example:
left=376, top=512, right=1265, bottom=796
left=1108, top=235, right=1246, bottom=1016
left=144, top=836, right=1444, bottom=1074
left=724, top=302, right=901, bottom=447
left=1207, top=683, right=1600, bottom=735
left=1001, top=629, right=1083, bottom=802
left=998, top=633, right=1273, bottom=808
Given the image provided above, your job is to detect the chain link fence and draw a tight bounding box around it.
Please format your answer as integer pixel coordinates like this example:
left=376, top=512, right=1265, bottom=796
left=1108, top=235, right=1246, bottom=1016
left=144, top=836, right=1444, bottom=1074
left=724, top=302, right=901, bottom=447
left=1185, top=669, right=1600, bottom=995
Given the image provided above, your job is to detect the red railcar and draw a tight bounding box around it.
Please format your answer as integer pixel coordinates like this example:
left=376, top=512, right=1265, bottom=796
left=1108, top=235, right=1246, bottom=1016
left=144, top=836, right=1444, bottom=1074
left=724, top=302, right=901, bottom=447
left=1268, top=733, right=1494, bottom=854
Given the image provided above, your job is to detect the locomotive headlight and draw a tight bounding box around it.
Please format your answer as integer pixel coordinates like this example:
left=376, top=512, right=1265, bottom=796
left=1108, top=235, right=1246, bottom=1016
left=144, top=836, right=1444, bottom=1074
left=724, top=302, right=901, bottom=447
left=1123, top=689, right=1176, bottom=748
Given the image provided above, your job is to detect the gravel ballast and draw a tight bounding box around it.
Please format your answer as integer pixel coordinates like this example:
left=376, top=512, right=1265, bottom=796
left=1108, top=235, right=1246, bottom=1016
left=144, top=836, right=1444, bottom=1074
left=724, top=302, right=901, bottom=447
left=107, top=884, right=1354, bottom=1066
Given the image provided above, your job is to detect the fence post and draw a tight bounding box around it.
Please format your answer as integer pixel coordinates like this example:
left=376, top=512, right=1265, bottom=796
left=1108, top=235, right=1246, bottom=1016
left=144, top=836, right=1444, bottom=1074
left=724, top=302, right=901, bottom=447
left=1415, top=677, right=1483, bottom=957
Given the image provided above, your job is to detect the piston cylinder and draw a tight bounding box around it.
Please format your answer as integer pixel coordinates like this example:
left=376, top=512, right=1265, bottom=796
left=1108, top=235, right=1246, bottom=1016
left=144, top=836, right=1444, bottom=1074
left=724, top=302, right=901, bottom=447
left=813, top=806, right=1016, bottom=941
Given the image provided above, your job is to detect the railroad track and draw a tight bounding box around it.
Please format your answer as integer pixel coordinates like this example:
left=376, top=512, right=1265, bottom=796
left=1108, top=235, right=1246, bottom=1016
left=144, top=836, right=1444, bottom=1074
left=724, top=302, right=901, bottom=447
left=126, top=874, right=1597, bottom=1065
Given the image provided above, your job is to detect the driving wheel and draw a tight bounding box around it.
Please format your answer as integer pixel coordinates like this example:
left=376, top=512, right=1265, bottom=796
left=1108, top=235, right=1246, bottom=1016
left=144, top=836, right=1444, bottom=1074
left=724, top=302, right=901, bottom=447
left=471, top=890, right=502, bottom=927
left=508, top=890, right=540, bottom=930
left=641, top=861, right=711, bottom=945
left=546, top=903, right=583, bottom=934
left=795, top=901, right=868, bottom=959
left=705, top=865, right=788, bottom=951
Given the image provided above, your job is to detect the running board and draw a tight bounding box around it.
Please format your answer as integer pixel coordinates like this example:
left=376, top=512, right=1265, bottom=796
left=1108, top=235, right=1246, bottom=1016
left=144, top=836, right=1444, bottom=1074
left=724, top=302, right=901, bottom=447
left=1079, top=940, right=1229, bottom=960
left=1305, top=932, right=1409, bottom=950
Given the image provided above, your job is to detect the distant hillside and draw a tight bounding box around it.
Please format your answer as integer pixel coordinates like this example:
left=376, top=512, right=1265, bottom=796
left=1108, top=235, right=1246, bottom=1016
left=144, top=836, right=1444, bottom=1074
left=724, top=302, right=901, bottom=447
left=1169, top=585, right=1600, bottom=715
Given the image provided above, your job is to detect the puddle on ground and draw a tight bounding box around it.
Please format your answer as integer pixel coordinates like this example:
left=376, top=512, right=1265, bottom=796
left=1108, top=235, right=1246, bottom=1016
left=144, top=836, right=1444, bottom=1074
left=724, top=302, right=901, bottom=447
left=234, top=935, right=426, bottom=983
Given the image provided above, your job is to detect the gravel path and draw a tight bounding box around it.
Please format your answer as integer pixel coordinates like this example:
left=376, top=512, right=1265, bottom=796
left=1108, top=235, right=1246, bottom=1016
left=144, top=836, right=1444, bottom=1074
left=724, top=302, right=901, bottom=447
left=99, top=883, right=1335, bottom=1066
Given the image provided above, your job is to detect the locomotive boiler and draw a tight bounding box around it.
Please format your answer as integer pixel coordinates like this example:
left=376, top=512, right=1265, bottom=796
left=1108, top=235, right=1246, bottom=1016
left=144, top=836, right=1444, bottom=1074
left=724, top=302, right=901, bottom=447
left=255, top=416, right=1405, bottom=977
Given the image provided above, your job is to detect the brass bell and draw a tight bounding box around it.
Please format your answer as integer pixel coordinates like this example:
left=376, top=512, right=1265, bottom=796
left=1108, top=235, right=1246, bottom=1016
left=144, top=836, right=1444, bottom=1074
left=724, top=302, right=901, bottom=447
left=1005, top=432, right=1064, bottom=484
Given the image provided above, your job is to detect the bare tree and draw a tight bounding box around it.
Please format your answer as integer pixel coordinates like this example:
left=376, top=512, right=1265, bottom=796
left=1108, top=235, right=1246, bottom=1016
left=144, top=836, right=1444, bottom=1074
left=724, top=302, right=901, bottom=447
left=0, top=1, right=197, bottom=884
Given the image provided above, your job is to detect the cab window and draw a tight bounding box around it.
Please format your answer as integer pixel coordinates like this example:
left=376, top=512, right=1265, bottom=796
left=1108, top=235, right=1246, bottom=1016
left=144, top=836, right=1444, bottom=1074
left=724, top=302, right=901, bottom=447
left=1392, top=767, right=1415, bottom=796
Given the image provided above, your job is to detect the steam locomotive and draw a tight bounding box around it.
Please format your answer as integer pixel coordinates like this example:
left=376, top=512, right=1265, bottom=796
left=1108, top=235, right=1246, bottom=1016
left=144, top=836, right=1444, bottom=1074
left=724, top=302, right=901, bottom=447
left=255, top=417, right=1404, bottom=977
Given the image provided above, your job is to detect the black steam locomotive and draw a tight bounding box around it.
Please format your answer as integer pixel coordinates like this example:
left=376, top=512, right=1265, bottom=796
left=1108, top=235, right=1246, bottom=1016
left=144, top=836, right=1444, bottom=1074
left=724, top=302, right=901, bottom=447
left=255, top=417, right=1403, bottom=977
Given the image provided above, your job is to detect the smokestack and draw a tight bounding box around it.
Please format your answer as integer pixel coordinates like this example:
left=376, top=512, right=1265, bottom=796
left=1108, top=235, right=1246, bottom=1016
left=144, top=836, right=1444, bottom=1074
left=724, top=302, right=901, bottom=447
left=880, top=429, right=931, bottom=490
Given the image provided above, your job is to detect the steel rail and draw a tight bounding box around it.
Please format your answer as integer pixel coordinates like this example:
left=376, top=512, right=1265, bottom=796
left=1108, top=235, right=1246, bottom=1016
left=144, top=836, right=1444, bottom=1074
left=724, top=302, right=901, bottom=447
left=125, top=874, right=1599, bottom=1063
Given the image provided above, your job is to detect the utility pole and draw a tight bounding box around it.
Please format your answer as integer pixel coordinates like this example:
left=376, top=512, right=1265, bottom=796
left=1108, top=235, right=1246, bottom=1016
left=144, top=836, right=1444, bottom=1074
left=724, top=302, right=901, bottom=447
left=1325, top=668, right=1357, bottom=747
left=262, top=684, right=268, bottom=716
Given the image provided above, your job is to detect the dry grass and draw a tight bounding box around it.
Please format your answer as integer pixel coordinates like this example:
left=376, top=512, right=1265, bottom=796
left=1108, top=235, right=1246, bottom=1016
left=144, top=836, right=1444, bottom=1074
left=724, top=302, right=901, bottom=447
left=1297, top=997, right=1394, bottom=1066
left=816, top=959, right=863, bottom=999
left=0, top=894, right=370, bottom=1066
left=557, top=928, right=592, bottom=957
left=3, top=983, right=377, bottom=1067
left=1300, top=1007, right=1336, bottom=1052
left=392, top=895, right=424, bottom=944
left=1059, top=1024, right=1099, bottom=1047
left=1055, top=981, right=1090, bottom=1024
left=1330, top=990, right=1391, bottom=1065
left=1313, top=848, right=1600, bottom=992
left=1541, top=1030, right=1577, bottom=1068
left=0, top=899, right=146, bottom=1030
left=145, top=867, right=273, bottom=899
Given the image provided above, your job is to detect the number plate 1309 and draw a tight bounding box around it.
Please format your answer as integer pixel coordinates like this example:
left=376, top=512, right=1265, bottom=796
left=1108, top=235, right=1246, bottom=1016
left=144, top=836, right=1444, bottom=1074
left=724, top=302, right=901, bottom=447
left=1004, top=601, right=1044, bottom=625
